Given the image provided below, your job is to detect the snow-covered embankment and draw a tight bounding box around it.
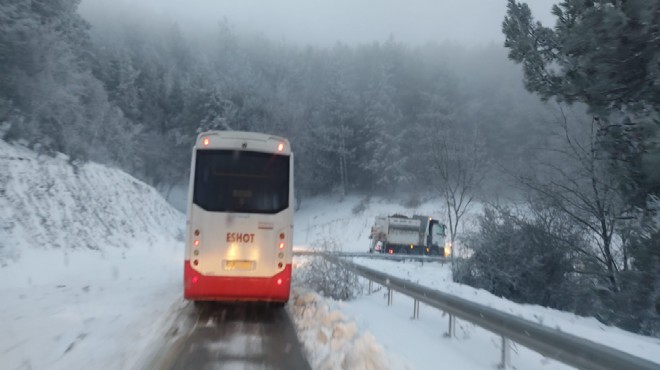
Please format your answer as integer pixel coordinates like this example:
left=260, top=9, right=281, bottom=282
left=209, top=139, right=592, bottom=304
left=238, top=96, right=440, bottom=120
left=0, top=140, right=185, bottom=370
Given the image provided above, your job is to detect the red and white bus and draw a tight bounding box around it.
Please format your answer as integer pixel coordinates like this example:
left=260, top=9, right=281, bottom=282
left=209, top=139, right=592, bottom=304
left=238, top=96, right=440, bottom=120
left=183, top=131, right=294, bottom=304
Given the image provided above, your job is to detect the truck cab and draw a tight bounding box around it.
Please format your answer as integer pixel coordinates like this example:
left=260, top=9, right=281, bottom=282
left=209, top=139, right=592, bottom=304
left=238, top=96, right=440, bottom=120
left=426, top=219, right=447, bottom=255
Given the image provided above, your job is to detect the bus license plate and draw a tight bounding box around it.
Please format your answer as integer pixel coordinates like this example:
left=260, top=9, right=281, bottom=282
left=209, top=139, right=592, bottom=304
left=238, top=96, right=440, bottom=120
left=224, top=260, right=255, bottom=271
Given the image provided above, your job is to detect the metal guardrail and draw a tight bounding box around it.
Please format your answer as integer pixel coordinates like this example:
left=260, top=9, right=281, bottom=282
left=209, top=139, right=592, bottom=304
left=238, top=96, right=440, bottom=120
left=294, top=251, right=659, bottom=370
left=297, top=251, right=448, bottom=263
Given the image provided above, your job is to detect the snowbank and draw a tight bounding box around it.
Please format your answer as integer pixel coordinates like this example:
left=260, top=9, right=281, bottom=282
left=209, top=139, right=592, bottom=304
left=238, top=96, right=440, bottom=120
left=288, top=288, right=391, bottom=370
left=0, top=140, right=185, bottom=370
left=0, top=140, right=182, bottom=262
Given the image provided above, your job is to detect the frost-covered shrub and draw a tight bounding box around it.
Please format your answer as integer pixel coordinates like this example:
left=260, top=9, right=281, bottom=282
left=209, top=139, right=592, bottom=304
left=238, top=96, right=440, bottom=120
left=295, top=239, right=363, bottom=300
left=455, top=206, right=577, bottom=309
left=457, top=202, right=660, bottom=337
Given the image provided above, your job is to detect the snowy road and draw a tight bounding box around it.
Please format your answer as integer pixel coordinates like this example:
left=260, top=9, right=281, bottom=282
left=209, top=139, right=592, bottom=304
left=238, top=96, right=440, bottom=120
left=154, top=302, right=311, bottom=370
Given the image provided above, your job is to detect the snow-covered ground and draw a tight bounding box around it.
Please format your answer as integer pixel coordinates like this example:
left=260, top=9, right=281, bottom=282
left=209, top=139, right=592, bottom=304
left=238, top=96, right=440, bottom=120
left=0, top=140, right=185, bottom=370
left=350, top=258, right=660, bottom=365
left=290, top=195, right=660, bottom=369
left=2, top=140, right=659, bottom=370
left=288, top=256, right=573, bottom=370
left=295, top=195, right=457, bottom=253
left=0, top=242, right=184, bottom=370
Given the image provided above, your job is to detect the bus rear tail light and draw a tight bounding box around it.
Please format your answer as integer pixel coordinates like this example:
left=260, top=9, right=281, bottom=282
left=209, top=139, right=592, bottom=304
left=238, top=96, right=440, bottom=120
left=277, top=142, right=285, bottom=152
left=194, top=239, right=200, bottom=247
left=202, top=137, right=210, bottom=146
left=278, top=242, right=285, bottom=249
left=193, top=260, right=199, bottom=266
left=277, top=278, right=282, bottom=285
left=192, top=275, right=199, bottom=284
left=279, top=233, right=285, bottom=240
left=278, top=262, right=283, bottom=268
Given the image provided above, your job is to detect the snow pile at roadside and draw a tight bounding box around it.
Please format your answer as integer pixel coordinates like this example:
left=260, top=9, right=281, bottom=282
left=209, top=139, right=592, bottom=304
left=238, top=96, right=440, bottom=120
left=0, top=139, right=182, bottom=262
left=288, top=288, right=399, bottom=370
left=0, top=140, right=185, bottom=369
left=289, top=256, right=409, bottom=369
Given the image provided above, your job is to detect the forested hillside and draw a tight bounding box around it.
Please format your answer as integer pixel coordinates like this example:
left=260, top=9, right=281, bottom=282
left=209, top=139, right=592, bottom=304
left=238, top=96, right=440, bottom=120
left=1, top=0, right=552, bottom=200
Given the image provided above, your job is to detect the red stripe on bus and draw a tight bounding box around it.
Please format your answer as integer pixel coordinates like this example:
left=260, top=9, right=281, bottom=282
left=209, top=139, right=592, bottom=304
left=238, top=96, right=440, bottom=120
left=183, top=261, right=291, bottom=302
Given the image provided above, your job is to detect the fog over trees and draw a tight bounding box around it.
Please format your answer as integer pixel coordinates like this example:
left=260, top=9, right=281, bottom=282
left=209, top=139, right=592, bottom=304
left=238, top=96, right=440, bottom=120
left=1, top=0, right=658, bottom=336
left=1, top=0, right=553, bottom=197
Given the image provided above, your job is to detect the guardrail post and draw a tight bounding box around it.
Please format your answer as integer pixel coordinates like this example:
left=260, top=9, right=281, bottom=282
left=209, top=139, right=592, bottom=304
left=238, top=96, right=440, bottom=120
left=387, top=288, right=393, bottom=306
left=413, top=299, right=420, bottom=320
left=368, top=280, right=373, bottom=294
left=499, top=337, right=511, bottom=369
left=445, top=314, right=456, bottom=338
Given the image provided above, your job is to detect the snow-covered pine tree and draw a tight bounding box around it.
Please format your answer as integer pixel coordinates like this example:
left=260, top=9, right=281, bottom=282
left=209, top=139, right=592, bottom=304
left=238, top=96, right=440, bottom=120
left=503, top=0, right=660, bottom=199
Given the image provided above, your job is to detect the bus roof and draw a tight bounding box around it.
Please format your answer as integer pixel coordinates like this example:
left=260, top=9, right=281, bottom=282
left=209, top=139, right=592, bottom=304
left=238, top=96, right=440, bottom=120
left=195, top=131, right=291, bottom=155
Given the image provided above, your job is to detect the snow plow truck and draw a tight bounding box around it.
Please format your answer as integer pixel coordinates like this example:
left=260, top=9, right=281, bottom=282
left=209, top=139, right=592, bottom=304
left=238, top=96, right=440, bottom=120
left=369, top=215, right=449, bottom=256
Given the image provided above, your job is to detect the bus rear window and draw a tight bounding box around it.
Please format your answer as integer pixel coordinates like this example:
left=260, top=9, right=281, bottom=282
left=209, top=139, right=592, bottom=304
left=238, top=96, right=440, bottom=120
left=193, top=150, right=290, bottom=214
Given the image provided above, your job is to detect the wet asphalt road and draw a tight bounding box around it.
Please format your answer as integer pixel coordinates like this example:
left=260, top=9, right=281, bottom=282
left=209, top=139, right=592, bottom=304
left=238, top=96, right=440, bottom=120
left=157, top=302, right=311, bottom=370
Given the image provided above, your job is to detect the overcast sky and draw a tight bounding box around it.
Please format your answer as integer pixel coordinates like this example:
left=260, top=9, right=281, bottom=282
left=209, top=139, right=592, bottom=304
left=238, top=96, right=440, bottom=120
left=80, top=0, right=557, bottom=47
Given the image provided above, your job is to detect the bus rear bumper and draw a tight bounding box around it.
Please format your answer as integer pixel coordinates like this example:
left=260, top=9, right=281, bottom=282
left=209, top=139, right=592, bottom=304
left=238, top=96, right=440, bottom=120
left=183, top=261, right=291, bottom=302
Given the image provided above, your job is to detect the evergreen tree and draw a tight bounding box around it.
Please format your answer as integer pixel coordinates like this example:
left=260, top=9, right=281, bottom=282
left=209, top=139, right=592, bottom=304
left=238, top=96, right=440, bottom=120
left=503, top=0, right=660, bottom=197
left=503, top=0, right=659, bottom=113
left=504, top=1, right=660, bottom=334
